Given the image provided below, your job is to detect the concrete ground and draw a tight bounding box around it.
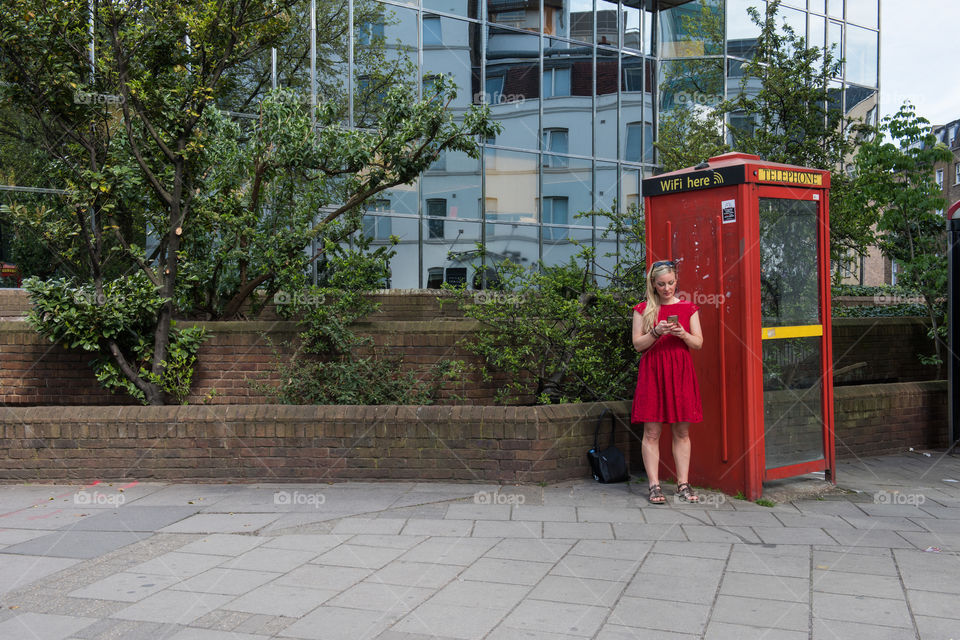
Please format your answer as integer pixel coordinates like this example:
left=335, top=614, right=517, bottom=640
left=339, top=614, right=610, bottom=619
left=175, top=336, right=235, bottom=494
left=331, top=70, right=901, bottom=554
left=0, top=451, right=958, bottom=640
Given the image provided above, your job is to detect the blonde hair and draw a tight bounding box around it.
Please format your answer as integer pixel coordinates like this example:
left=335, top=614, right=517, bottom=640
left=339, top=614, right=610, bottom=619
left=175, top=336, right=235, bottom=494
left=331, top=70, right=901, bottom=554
left=642, top=262, right=677, bottom=333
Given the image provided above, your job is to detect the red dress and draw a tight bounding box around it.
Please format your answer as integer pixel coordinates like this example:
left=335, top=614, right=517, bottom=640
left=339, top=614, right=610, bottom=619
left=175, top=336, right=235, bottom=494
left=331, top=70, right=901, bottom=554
left=631, top=300, right=703, bottom=424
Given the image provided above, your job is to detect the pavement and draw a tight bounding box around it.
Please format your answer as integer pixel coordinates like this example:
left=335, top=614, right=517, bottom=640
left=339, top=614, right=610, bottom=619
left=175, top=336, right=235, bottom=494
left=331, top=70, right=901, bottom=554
left=0, top=452, right=958, bottom=640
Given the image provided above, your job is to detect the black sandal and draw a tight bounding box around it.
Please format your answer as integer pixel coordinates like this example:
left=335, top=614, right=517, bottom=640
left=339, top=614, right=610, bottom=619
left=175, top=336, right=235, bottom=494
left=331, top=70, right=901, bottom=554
left=676, top=482, right=699, bottom=503
left=648, top=484, right=665, bottom=505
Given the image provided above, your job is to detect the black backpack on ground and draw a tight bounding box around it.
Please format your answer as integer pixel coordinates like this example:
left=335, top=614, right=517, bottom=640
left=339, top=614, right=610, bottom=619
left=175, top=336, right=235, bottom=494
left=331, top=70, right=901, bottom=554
left=587, top=409, right=630, bottom=483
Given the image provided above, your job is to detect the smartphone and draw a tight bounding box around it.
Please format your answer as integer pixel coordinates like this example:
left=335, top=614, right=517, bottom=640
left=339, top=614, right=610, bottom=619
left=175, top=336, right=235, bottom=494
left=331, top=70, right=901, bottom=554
left=667, top=314, right=679, bottom=325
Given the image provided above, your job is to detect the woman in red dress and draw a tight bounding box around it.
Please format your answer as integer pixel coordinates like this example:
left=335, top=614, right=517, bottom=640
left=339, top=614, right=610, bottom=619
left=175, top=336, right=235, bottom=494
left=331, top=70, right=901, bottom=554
left=631, top=260, right=703, bottom=504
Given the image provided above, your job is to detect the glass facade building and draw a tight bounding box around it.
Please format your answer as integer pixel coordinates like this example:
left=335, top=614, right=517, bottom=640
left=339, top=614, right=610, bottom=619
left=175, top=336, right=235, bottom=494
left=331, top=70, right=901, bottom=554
left=273, top=0, right=881, bottom=288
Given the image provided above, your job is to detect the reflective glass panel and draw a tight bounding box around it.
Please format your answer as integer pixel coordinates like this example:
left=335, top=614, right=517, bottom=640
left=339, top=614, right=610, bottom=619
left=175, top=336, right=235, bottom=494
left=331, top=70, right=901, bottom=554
left=422, top=15, right=481, bottom=116
left=354, top=3, right=418, bottom=128
left=726, top=0, right=763, bottom=59
left=595, top=160, right=618, bottom=225
left=808, top=13, right=825, bottom=51
left=486, top=27, right=540, bottom=149
left=622, top=167, right=641, bottom=215
left=622, top=54, right=654, bottom=162
left=364, top=215, right=418, bottom=288
left=828, top=0, right=843, bottom=18
left=659, top=0, right=723, bottom=58
left=488, top=0, right=540, bottom=31
left=844, top=86, right=877, bottom=123
left=595, top=49, right=617, bottom=160
left=620, top=0, right=641, bottom=51
left=424, top=220, right=482, bottom=288
left=659, top=58, right=723, bottom=114
left=759, top=198, right=819, bottom=327
left=762, top=337, right=824, bottom=468
left=778, top=5, right=807, bottom=44
left=543, top=226, right=592, bottom=265
left=543, top=156, right=593, bottom=229
left=424, top=0, right=480, bottom=20
left=827, top=20, right=842, bottom=77
left=485, top=222, right=539, bottom=270
left=484, top=148, right=539, bottom=225
left=845, top=24, right=878, bottom=88
left=422, top=151, right=482, bottom=220
left=846, top=0, right=877, bottom=28
left=809, top=0, right=826, bottom=14
left=564, top=0, right=597, bottom=44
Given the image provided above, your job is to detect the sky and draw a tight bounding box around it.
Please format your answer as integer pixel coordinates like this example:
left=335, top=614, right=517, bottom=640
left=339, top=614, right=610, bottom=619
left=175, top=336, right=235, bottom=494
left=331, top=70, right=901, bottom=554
left=880, top=0, right=960, bottom=126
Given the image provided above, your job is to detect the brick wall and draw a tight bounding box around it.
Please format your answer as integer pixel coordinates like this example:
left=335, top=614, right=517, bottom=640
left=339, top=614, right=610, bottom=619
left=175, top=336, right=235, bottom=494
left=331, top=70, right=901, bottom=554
left=0, top=402, right=633, bottom=484
left=832, top=318, right=936, bottom=385
left=833, top=381, right=948, bottom=459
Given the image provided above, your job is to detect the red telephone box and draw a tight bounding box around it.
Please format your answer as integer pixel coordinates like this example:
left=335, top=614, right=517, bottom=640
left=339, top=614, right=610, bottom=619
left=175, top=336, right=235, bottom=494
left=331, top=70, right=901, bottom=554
left=642, top=152, right=835, bottom=500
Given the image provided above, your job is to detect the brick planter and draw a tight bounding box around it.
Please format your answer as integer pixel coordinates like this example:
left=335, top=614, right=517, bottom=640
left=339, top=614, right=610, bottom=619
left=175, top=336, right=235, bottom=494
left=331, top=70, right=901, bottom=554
left=0, top=402, right=634, bottom=484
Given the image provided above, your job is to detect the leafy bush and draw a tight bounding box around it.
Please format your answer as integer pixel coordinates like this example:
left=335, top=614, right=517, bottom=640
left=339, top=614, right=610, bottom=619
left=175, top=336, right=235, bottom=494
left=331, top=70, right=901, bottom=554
left=25, top=275, right=207, bottom=403
left=259, top=239, right=462, bottom=405
left=450, top=256, right=638, bottom=405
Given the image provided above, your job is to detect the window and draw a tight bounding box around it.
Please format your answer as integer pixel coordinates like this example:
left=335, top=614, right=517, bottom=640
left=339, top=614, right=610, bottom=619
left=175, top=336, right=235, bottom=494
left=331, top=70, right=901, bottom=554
left=955, top=163, right=960, bottom=185
left=485, top=76, right=504, bottom=104
left=622, top=66, right=644, bottom=92
left=542, top=128, right=569, bottom=167
left=363, top=199, right=392, bottom=240
left=543, top=67, right=571, bottom=98
left=423, top=16, right=442, bottom=46
left=936, top=168, right=944, bottom=189
left=428, top=149, right=446, bottom=172
left=427, top=198, right=447, bottom=239
left=625, top=123, right=643, bottom=162
left=542, top=196, right=569, bottom=240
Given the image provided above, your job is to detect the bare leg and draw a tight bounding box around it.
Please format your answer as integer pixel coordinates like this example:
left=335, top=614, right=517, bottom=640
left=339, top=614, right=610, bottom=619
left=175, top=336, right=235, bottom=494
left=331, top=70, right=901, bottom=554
left=641, top=422, right=663, bottom=488
left=672, top=422, right=698, bottom=502
left=671, top=422, right=692, bottom=485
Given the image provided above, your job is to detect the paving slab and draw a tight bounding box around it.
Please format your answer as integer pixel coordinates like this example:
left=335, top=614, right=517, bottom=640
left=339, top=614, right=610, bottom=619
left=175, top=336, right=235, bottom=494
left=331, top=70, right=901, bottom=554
left=391, top=602, right=507, bottom=639
left=0, top=530, right=151, bottom=559
left=813, top=591, right=914, bottom=629
left=499, top=599, right=609, bottom=637
left=222, top=582, right=338, bottom=617
left=169, top=567, right=279, bottom=596
left=0, top=553, right=78, bottom=593
left=69, top=571, right=183, bottom=602
left=62, top=506, right=200, bottom=532
left=159, top=513, right=281, bottom=534
left=0, top=611, right=97, bottom=640
left=427, top=579, right=531, bottom=610
left=111, top=591, right=235, bottom=625
left=608, top=595, right=711, bottom=635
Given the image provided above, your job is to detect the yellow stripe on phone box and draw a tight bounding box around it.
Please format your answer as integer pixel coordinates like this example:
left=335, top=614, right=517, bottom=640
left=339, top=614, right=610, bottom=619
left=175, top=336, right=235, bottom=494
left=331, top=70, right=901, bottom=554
left=760, top=325, right=823, bottom=340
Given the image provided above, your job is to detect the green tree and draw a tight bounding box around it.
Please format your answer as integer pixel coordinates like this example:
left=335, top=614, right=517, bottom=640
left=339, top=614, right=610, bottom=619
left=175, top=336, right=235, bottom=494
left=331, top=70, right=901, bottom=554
left=854, top=102, right=952, bottom=372
left=0, top=0, right=497, bottom=404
